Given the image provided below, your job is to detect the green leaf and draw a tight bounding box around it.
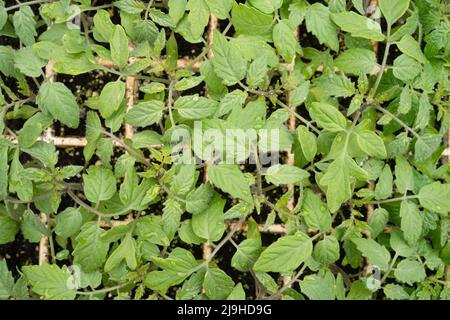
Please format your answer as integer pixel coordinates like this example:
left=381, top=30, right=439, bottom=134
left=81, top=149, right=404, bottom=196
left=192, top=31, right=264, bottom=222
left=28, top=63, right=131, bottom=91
left=313, top=235, right=340, bottom=265
left=14, top=47, right=45, bottom=78
left=208, top=164, right=253, bottom=203
left=93, top=10, right=114, bottom=42
left=13, top=6, right=37, bottom=46
left=185, top=183, right=213, bottom=215
left=0, top=145, right=8, bottom=199
left=414, top=133, right=441, bottom=163
left=291, top=81, right=310, bottom=107
left=314, top=73, right=355, bottom=97
left=113, top=0, right=145, bottom=14
left=301, top=189, right=332, bottom=232
left=73, top=222, right=110, bottom=272
left=352, top=237, right=390, bottom=271
left=231, top=3, right=273, bottom=39
left=55, top=207, right=82, bottom=238
left=175, top=76, right=204, bottom=91
left=418, top=182, right=450, bottom=215
left=273, top=20, right=299, bottom=62
left=179, top=220, right=205, bottom=245
left=246, top=56, right=268, bottom=89
left=375, top=165, right=393, bottom=200
left=309, top=102, right=347, bottom=132
left=398, top=86, right=412, bottom=114
left=369, top=208, right=389, bottom=238
left=0, top=7, right=7, bottom=30
left=400, top=200, right=422, bottom=246
left=104, top=232, right=137, bottom=272
left=174, top=94, right=218, bottom=119
left=18, top=112, right=53, bottom=148
left=211, top=30, right=247, bottom=86
left=265, top=164, right=310, bottom=186
left=320, top=155, right=367, bottom=213
left=126, top=100, right=164, bottom=127
left=305, top=3, right=339, bottom=51
left=110, top=25, right=129, bottom=69
left=227, top=283, right=246, bottom=300
left=145, top=248, right=199, bottom=293
left=356, top=130, right=387, bottom=158
left=393, top=54, right=421, bottom=81
left=21, top=209, right=48, bottom=243
left=297, top=125, right=317, bottom=162
left=205, top=0, right=233, bottom=19
left=300, top=271, right=335, bottom=300
left=0, top=259, right=14, bottom=299
left=168, top=0, right=187, bottom=24
left=253, top=232, right=312, bottom=272
left=83, top=166, right=117, bottom=204
left=334, top=48, right=377, bottom=74
left=98, top=80, right=126, bottom=119
left=331, top=12, right=384, bottom=41
left=231, top=239, right=262, bottom=272
left=37, top=82, right=80, bottom=128
left=248, top=0, right=282, bottom=14
left=191, top=193, right=225, bottom=242
left=148, top=9, right=176, bottom=28
left=394, top=157, right=413, bottom=194
left=22, top=264, right=76, bottom=300
left=186, top=0, right=210, bottom=39
left=0, top=215, right=19, bottom=245
left=384, top=284, right=410, bottom=300
left=379, top=0, right=410, bottom=26
left=394, top=259, right=426, bottom=285
left=346, top=280, right=372, bottom=300
left=397, top=35, right=426, bottom=64
left=413, top=92, right=431, bottom=130
left=135, top=216, right=170, bottom=247
left=0, top=46, right=16, bottom=77
left=22, top=141, right=58, bottom=168
left=204, top=268, right=234, bottom=300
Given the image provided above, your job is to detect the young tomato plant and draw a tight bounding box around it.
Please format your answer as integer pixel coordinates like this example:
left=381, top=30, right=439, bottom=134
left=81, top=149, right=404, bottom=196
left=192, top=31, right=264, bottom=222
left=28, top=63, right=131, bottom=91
left=0, top=0, right=449, bottom=300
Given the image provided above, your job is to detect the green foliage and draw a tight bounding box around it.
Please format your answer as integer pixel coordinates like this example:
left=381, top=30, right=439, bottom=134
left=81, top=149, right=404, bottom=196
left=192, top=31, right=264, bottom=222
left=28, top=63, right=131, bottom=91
left=0, top=0, right=448, bottom=301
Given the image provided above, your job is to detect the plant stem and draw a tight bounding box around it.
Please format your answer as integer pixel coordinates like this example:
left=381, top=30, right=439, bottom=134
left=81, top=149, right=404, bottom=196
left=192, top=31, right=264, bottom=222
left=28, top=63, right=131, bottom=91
left=167, top=79, right=176, bottom=127
left=276, top=100, right=321, bottom=134
left=46, top=213, right=56, bottom=263
left=190, top=218, right=245, bottom=274
left=366, top=194, right=418, bottom=205
left=371, top=104, right=421, bottom=140
left=144, top=0, right=154, bottom=20
left=76, top=282, right=132, bottom=296
left=253, top=144, right=263, bottom=196
left=99, top=66, right=170, bottom=84
left=67, top=189, right=132, bottom=218
left=381, top=252, right=399, bottom=284
left=371, top=24, right=391, bottom=99
left=266, top=263, right=308, bottom=299
left=5, top=0, right=50, bottom=11
left=99, top=129, right=152, bottom=166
